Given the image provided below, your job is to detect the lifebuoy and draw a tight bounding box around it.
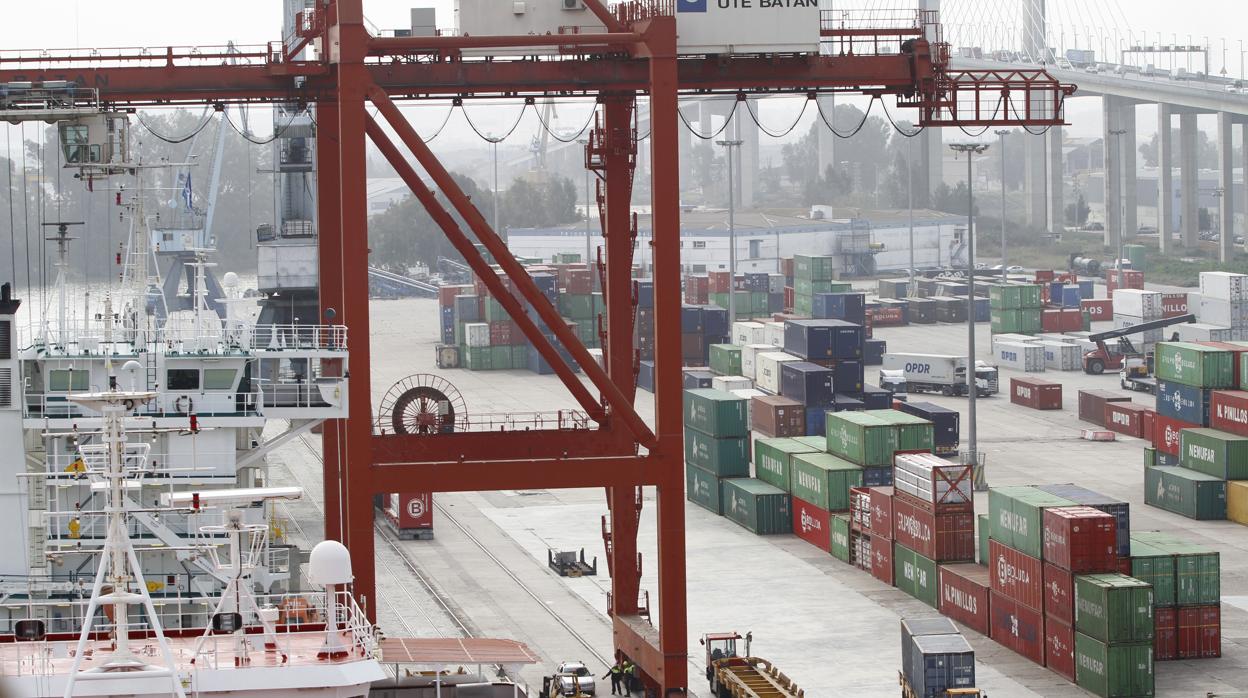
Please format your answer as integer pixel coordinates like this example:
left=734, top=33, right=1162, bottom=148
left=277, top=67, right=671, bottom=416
left=174, top=396, right=194, bottom=414
left=122, top=399, right=136, bottom=411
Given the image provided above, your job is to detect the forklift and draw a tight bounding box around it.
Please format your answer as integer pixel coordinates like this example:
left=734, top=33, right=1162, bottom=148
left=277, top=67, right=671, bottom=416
left=1081, top=313, right=1197, bottom=379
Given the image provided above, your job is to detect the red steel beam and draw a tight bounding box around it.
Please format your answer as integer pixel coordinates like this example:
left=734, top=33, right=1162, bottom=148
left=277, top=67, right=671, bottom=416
left=367, top=87, right=660, bottom=450
left=371, top=456, right=655, bottom=492
left=363, top=113, right=613, bottom=424
left=367, top=32, right=642, bottom=54
left=316, top=94, right=345, bottom=543
left=371, top=428, right=633, bottom=465
left=582, top=0, right=627, bottom=35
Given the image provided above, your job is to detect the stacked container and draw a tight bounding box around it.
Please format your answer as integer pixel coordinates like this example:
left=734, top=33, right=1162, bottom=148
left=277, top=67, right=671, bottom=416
left=989, top=283, right=1044, bottom=335
left=683, top=389, right=750, bottom=514
left=1130, top=531, right=1221, bottom=661
left=1041, top=506, right=1121, bottom=682
left=791, top=254, right=851, bottom=316
left=896, top=401, right=960, bottom=456
left=751, top=395, right=805, bottom=438
left=1073, top=574, right=1155, bottom=697
left=1197, top=271, right=1248, bottom=338
left=1112, top=289, right=1164, bottom=348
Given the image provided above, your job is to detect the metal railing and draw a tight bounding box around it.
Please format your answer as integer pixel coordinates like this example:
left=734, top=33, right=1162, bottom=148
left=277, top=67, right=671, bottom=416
left=374, top=409, right=595, bottom=435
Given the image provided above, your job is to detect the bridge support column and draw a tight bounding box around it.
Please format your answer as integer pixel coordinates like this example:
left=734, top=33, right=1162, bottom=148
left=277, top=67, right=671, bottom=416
left=1218, top=112, right=1235, bottom=262
left=1120, top=102, right=1138, bottom=241
left=1102, top=96, right=1122, bottom=248
left=678, top=100, right=696, bottom=192
left=1243, top=122, right=1248, bottom=253
left=816, top=94, right=836, bottom=183
left=1047, top=125, right=1064, bottom=235
left=1025, top=131, right=1048, bottom=230
left=1180, top=112, right=1200, bottom=247
left=1157, top=105, right=1174, bottom=255
left=735, top=101, right=759, bottom=210
left=920, top=128, right=942, bottom=211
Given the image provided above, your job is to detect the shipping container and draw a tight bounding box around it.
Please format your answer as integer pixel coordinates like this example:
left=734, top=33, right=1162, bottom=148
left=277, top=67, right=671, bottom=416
left=1161, top=292, right=1190, bottom=318
left=1179, top=427, right=1248, bottom=479
left=1104, top=402, right=1153, bottom=439
left=682, top=369, right=714, bottom=389
left=869, top=486, right=896, bottom=540
left=793, top=253, right=837, bottom=281
left=709, top=343, right=743, bottom=376
left=1081, top=299, right=1113, bottom=321
left=1047, top=616, right=1077, bottom=682
left=754, top=351, right=801, bottom=394
left=1144, top=465, right=1227, bottom=520
left=784, top=319, right=864, bottom=360
left=1210, top=389, right=1248, bottom=437
left=1043, top=506, right=1118, bottom=574
left=830, top=513, right=852, bottom=562
left=752, top=437, right=819, bottom=491
left=740, top=343, right=778, bottom=381
left=732, top=321, right=766, bottom=346
left=1150, top=413, right=1195, bottom=457
left=1074, top=633, right=1155, bottom=698
left=721, top=478, right=792, bottom=535
left=1199, top=271, right=1248, bottom=301
left=791, top=495, right=832, bottom=552
left=1155, top=342, right=1235, bottom=388
left=865, top=409, right=934, bottom=453
left=892, top=492, right=975, bottom=562
left=1229, top=480, right=1248, bottom=525
left=906, top=633, right=976, bottom=697
left=989, top=486, right=1076, bottom=559
left=893, top=454, right=973, bottom=508
left=939, top=563, right=991, bottom=635
left=813, top=292, right=866, bottom=324
left=1112, top=289, right=1163, bottom=319
left=896, top=401, right=960, bottom=455
left=899, top=617, right=959, bottom=691
left=1011, top=377, right=1063, bottom=410
left=1154, top=606, right=1177, bottom=661
left=1132, top=531, right=1220, bottom=606
left=683, top=389, right=748, bottom=438
left=1044, top=561, right=1075, bottom=625
left=789, top=452, right=863, bottom=512
left=1176, top=604, right=1221, bottom=659
left=780, top=361, right=837, bottom=406
left=1176, top=323, right=1234, bottom=343
left=825, top=411, right=898, bottom=466
left=978, top=514, right=989, bottom=566
left=1128, top=539, right=1177, bottom=607
left=871, top=533, right=895, bottom=585
left=684, top=427, right=750, bottom=477
left=989, top=539, right=1044, bottom=611
left=711, top=376, right=752, bottom=393
left=989, top=591, right=1045, bottom=665
left=686, top=463, right=723, bottom=514
left=1038, top=340, right=1083, bottom=371
left=1075, top=573, right=1154, bottom=644
left=995, top=341, right=1046, bottom=371
left=1037, top=484, right=1132, bottom=559
left=893, top=543, right=940, bottom=607
left=1078, top=390, right=1134, bottom=426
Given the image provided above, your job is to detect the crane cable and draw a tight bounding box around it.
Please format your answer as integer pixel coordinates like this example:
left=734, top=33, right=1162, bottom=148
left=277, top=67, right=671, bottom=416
left=5, top=127, right=16, bottom=289
left=137, top=107, right=216, bottom=144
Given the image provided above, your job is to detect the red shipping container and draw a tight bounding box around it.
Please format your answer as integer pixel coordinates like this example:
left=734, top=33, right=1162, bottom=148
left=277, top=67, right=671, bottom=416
left=1045, top=616, right=1076, bottom=681
left=1161, top=292, right=1189, bottom=318
left=1155, top=607, right=1177, bottom=661
left=1115, top=556, right=1133, bottom=575
left=989, top=540, right=1044, bottom=611
left=1042, top=506, right=1118, bottom=574
left=1080, top=299, right=1113, bottom=321
left=1035, top=269, right=1056, bottom=283
left=868, top=305, right=905, bottom=327
left=792, top=496, right=832, bottom=553
left=1104, top=402, right=1153, bottom=439
left=939, top=563, right=991, bottom=636
left=566, top=270, right=594, bottom=294
left=1178, top=605, right=1221, bottom=659
left=1078, top=390, right=1133, bottom=426
left=1041, top=308, right=1084, bottom=333
left=784, top=286, right=795, bottom=311
left=1152, top=413, right=1196, bottom=456
left=869, top=533, right=894, bottom=585
left=780, top=258, right=794, bottom=277
left=870, top=486, right=895, bottom=540
left=1011, top=377, right=1063, bottom=410
left=891, top=492, right=975, bottom=562
left=386, top=492, right=433, bottom=530
left=1141, top=409, right=1155, bottom=444
left=1210, top=390, right=1248, bottom=437
left=990, top=591, right=1046, bottom=665
left=751, top=395, right=805, bottom=438
left=1042, top=562, right=1074, bottom=625
left=488, top=321, right=514, bottom=346
left=849, top=487, right=872, bottom=534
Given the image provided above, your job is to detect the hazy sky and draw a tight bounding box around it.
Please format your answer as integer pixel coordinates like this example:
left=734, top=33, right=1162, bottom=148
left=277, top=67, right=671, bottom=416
left=0, top=1, right=1245, bottom=148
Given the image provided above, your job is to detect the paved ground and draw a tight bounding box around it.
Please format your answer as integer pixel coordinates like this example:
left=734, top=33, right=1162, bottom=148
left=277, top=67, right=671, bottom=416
left=274, top=291, right=1248, bottom=696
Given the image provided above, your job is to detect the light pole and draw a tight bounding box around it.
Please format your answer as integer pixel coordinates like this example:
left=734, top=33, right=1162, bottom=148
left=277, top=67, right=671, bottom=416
left=579, top=138, right=592, bottom=264
left=994, top=129, right=1010, bottom=282
left=1109, top=128, right=1127, bottom=287
left=717, top=139, right=743, bottom=321
left=949, top=142, right=989, bottom=482
left=907, top=135, right=915, bottom=289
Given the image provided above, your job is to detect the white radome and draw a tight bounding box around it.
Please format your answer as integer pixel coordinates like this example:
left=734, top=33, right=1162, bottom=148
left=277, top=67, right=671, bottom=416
left=309, top=539, right=354, bottom=586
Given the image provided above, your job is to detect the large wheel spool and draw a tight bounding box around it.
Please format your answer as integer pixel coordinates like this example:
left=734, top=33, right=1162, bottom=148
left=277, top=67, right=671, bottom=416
left=377, top=374, right=465, bottom=435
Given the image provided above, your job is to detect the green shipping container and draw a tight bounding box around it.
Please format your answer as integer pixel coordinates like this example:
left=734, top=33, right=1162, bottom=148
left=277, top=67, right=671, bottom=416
left=1179, top=428, right=1248, bottom=479
left=1144, top=465, right=1227, bottom=520
left=789, top=453, right=862, bottom=512
left=684, top=427, right=750, bottom=477
left=865, top=409, right=934, bottom=452
left=463, top=345, right=490, bottom=370
left=490, top=345, right=512, bottom=369
left=753, top=437, right=821, bottom=491
left=710, top=291, right=753, bottom=319
left=510, top=344, right=528, bottom=367
left=893, top=544, right=939, bottom=608
left=559, top=293, right=596, bottom=320
left=988, top=485, right=1075, bottom=559
left=1074, top=634, right=1155, bottom=698
left=750, top=292, right=769, bottom=314
left=793, top=435, right=827, bottom=451
left=1132, top=532, right=1220, bottom=606
left=830, top=513, right=851, bottom=562
left=793, top=293, right=812, bottom=317
left=484, top=297, right=508, bottom=323
left=709, top=344, right=743, bottom=376
left=1143, top=447, right=1157, bottom=468
left=978, top=513, right=989, bottom=567
left=1128, top=539, right=1176, bottom=607
left=988, top=284, right=1022, bottom=309
left=825, top=411, right=898, bottom=466
left=683, top=389, right=749, bottom=438
left=793, top=277, right=852, bottom=297
left=1075, top=574, right=1154, bottom=644
left=1155, top=343, right=1235, bottom=388
left=1123, top=243, right=1147, bottom=272
left=721, top=478, right=793, bottom=535
left=686, top=463, right=723, bottom=515
left=793, top=254, right=837, bottom=281
left=990, top=309, right=1035, bottom=335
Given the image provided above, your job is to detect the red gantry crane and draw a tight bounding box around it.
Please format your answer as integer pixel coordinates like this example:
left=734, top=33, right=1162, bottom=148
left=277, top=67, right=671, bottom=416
left=0, top=2, right=1074, bottom=693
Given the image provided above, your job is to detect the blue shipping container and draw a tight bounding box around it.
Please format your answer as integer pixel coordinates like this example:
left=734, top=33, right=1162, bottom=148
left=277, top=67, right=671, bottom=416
left=1061, top=285, right=1082, bottom=308
left=680, top=305, right=704, bottom=333
left=830, top=359, right=865, bottom=394
left=744, top=272, right=770, bottom=292
left=638, top=361, right=655, bottom=392
left=805, top=406, right=830, bottom=436
left=862, top=385, right=893, bottom=410
left=768, top=293, right=785, bottom=313
left=634, top=279, right=654, bottom=308
left=1035, top=484, right=1131, bottom=558
left=896, top=401, right=959, bottom=453
left=972, top=297, right=991, bottom=323
left=1078, top=280, right=1095, bottom=299
left=812, top=292, right=867, bottom=324
left=682, top=369, right=713, bottom=389
left=833, top=393, right=865, bottom=412
left=784, top=319, right=864, bottom=360
left=780, top=361, right=836, bottom=407
left=862, top=465, right=894, bottom=487
left=1049, top=282, right=1065, bottom=302
left=1155, top=379, right=1212, bottom=425
left=907, top=634, right=976, bottom=698
left=454, top=295, right=481, bottom=323
left=865, top=338, right=887, bottom=366
left=702, top=305, right=729, bottom=337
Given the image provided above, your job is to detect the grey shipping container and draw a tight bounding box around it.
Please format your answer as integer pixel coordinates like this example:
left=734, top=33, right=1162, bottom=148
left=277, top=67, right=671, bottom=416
left=900, top=617, right=959, bottom=690
left=907, top=634, right=976, bottom=698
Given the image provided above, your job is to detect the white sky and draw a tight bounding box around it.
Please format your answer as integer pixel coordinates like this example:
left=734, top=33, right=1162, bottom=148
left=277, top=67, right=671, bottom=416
left=0, top=1, right=1245, bottom=148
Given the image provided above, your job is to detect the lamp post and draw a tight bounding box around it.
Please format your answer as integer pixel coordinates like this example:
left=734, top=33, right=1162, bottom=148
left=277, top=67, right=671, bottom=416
left=949, top=141, right=989, bottom=484
left=994, top=129, right=1010, bottom=282
left=908, top=134, right=915, bottom=289
left=1109, top=128, right=1128, bottom=287
left=579, top=138, right=592, bottom=264
left=717, top=139, right=743, bottom=322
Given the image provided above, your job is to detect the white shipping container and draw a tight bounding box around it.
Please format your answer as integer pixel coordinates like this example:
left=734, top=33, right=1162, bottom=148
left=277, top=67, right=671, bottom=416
left=995, top=341, right=1046, bottom=372
left=893, top=453, right=973, bottom=506
left=1037, top=340, right=1082, bottom=371
left=1036, top=333, right=1077, bottom=344
left=1198, top=297, right=1248, bottom=328
left=1058, top=334, right=1097, bottom=353
left=712, top=375, right=754, bottom=393
left=741, top=344, right=777, bottom=380
left=1175, top=322, right=1234, bottom=343
left=464, top=322, right=491, bottom=347
left=675, top=1, right=821, bottom=55
left=755, top=351, right=801, bottom=394
left=763, top=321, right=787, bottom=348
left=732, top=321, right=767, bottom=347
left=1199, top=271, right=1248, bottom=302
left=1112, top=289, right=1163, bottom=320
left=1113, top=314, right=1163, bottom=345
left=730, top=388, right=766, bottom=429
left=992, top=333, right=1040, bottom=344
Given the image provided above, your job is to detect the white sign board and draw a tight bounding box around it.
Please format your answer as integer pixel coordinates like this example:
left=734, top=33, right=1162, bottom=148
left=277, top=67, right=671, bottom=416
left=675, top=0, right=821, bottom=55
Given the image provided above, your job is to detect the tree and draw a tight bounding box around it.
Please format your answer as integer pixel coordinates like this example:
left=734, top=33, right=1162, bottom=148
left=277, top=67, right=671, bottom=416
left=1065, top=193, right=1090, bottom=226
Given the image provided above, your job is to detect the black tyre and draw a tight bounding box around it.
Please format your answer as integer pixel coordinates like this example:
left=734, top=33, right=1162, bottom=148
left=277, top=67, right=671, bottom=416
left=1088, top=359, right=1105, bottom=375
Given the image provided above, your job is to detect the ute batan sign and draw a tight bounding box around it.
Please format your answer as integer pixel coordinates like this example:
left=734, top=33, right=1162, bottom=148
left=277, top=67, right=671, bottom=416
left=675, top=0, right=821, bottom=54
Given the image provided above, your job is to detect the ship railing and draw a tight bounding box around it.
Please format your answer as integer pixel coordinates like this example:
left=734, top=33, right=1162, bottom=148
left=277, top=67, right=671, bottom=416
left=18, top=320, right=347, bottom=356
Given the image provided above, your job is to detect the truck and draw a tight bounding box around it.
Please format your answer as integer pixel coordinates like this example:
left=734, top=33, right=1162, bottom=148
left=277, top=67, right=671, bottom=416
left=879, top=353, right=999, bottom=398
left=1081, top=313, right=1196, bottom=375
left=700, top=632, right=803, bottom=698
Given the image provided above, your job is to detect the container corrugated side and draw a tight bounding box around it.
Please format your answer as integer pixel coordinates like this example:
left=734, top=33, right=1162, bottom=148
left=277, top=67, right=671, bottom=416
left=989, top=486, right=1075, bottom=559
left=1155, top=342, right=1235, bottom=388
left=825, top=411, right=898, bottom=466
left=907, top=634, right=976, bottom=697
left=1046, top=616, right=1077, bottom=682
left=789, top=452, right=863, bottom=512
left=685, top=464, right=723, bottom=515
left=893, top=543, right=939, bottom=608
left=1073, top=633, right=1155, bottom=698
left=989, top=539, right=1044, bottom=611
left=939, top=563, right=991, bottom=636
left=721, top=478, right=792, bottom=535
left=752, top=437, right=819, bottom=491
left=1179, top=427, right=1248, bottom=479
left=1036, top=484, right=1132, bottom=559
left=1144, top=465, right=1227, bottom=520
left=892, top=492, right=975, bottom=562
left=989, top=591, right=1045, bottom=665
left=684, top=427, right=750, bottom=477
left=791, top=496, right=832, bottom=553
left=1128, top=539, right=1177, bottom=607
left=683, top=388, right=749, bottom=438
left=830, top=513, right=851, bottom=562
left=1132, top=531, right=1220, bottom=606
left=865, top=409, right=934, bottom=452
left=1074, top=573, right=1154, bottom=644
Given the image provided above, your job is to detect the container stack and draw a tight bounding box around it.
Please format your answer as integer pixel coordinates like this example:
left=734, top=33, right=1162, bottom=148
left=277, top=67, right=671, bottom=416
left=989, top=283, right=1043, bottom=335
left=1129, top=531, right=1221, bottom=661
left=792, top=254, right=852, bottom=317
left=1147, top=341, right=1239, bottom=520
left=679, top=304, right=730, bottom=366
left=896, top=401, right=960, bottom=456
left=891, top=454, right=975, bottom=607
left=1071, top=574, right=1155, bottom=697
left=1105, top=268, right=1145, bottom=296
left=683, top=389, right=751, bottom=516
left=1112, top=289, right=1164, bottom=348
left=1197, top=271, right=1248, bottom=338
